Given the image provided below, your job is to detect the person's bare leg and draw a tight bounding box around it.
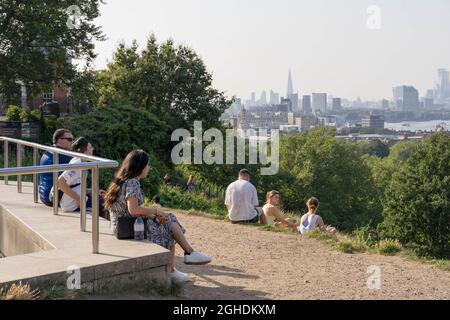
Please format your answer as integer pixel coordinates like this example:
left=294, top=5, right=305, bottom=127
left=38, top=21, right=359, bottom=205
left=259, top=212, right=267, bottom=225
left=168, top=246, right=176, bottom=272
left=171, top=222, right=194, bottom=254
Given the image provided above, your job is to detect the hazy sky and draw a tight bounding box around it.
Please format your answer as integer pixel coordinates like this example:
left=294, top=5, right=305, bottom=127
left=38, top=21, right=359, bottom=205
left=93, top=0, right=450, bottom=101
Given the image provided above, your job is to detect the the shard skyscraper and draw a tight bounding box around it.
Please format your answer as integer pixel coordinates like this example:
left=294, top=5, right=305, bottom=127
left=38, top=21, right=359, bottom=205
left=287, top=68, right=294, bottom=97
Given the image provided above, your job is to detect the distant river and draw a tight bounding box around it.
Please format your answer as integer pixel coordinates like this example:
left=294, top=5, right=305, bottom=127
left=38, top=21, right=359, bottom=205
left=385, top=120, right=450, bottom=132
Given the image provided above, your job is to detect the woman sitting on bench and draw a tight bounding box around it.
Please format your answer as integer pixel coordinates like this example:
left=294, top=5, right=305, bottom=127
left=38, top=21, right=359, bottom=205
left=104, top=149, right=211, bottom=284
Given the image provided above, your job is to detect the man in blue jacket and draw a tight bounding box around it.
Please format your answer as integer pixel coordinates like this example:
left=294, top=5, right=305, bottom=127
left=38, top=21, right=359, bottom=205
left=39, top=129, right=74, bottom=206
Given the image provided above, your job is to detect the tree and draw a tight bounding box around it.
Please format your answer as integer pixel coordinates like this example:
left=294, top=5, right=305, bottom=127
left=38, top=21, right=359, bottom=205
left=0, top=0, right=105, bottom=104
left=94, top=34, right=233, bottom=132
left=55, top=104, right=171, bottom=195
left=358, top=140, right=390, bottom=158
left=379, top=132, right=450, bottom=258
left=278, top=128, right=381, bottom=231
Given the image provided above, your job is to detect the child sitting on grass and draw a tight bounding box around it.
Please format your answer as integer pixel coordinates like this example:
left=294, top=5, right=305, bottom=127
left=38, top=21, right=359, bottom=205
left=298, top=197, right=337, bottom=235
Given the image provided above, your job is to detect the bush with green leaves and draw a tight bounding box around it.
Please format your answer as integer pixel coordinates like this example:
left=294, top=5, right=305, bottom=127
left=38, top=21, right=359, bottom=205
left=5, top=105, right=21, bottom=121
left=376, top=240, right=402, bottom=256
left=277, top=128, right=382, bottom=232
left=53, top=104, right=171, bottom=195
left=156, top=185, right=227, bottom=217
left=379, top=132, right=450, bottom=258
left=19, top=109, right=41, bottom=122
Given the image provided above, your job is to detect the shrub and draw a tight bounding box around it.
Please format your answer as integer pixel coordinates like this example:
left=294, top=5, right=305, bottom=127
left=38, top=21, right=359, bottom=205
left=352, top=225, right=380, bottom=247
left=56, top=104, right=171, bottom=194
left=376, top=239, right=402, bottom=256
left=334, top=239, right=366, bottom=254
left=5, top=105, right=21, bottom=121
left=278, top=128, right=382, bottom=232
left=379, top=132, right=450, bottom=258
left=157, top=185, right=227, bottom=217
left=18, top=109, right=40, bottom=122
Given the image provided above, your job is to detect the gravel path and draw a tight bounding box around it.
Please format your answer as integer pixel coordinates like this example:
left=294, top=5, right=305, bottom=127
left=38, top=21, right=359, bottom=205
left=171, top=211, right=450, bottom=300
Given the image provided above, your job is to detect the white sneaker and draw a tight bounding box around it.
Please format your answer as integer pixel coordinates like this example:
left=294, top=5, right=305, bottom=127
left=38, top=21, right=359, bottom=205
left=184, top=251, right=212, bottom=265
left=170, top=269, right=190, bottom=283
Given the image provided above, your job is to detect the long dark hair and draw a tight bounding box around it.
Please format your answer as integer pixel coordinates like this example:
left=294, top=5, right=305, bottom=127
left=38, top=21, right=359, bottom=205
left=104, top=150, right=149, bottom=209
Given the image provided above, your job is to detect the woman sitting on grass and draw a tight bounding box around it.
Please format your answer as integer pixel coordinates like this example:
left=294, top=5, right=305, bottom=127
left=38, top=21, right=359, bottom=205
left=262, top=190, right=299, bottom=231
left=262, top=192, right=337, bottom=235
left=104, top=150, right=211, bottom=284
left=298, top=197, right=337, bottom=235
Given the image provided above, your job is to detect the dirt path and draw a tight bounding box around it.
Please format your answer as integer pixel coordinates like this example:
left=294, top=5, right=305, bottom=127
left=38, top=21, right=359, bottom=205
left=169, top=212, right=449, bottom=300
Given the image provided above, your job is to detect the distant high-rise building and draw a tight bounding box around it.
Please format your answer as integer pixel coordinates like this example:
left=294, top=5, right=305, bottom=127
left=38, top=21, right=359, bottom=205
left=424, top=98, right=434, bottom=109
left=381, top=99, right=389, bottom=109
left=332, top=98, right=341, bottom=111
left=281, top=97, right=293, bottom=112
left=259, top=90, right=267, bottom=105
left=288, top=93, right=299, bottom=112
left=302, top=95, right=312, bottom=114
left=287, top=69, right=293, bottom=97
left=312, top=93, right=327, bottom=114
left=426, top=89, right=435, bottom=99
left=269, top=90, right=279, bottom=105
left=296, top=114, right=318, bottom=132
left=362, top=115, right=385, bottom=129
left=436, top=69, right=450, bottom=102
left=251, top=92, right=256, bottom=106
left=393, top=86, right=419, bottom=113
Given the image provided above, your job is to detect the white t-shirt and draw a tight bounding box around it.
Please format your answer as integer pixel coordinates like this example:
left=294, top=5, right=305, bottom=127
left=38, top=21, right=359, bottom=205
left=51, top=157, right=86, bottom=212
left=225, top=179, right=259, bottom=222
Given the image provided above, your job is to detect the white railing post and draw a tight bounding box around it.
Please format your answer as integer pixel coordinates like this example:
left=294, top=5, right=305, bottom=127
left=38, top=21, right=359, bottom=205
left=33, top=147, right=39, bottom=203
left=17, top=144, right=22, bottom=193
left=92, top=167, right=99, bottom=254
left=80, top=167, right=87, bottom=232
left=4, top=140, right=8, bottom=185
left=53, top=152, right=59, bottom=215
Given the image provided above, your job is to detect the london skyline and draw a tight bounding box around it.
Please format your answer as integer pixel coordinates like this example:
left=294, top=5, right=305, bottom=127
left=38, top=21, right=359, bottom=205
left=93, top=0, right=450, bottom=101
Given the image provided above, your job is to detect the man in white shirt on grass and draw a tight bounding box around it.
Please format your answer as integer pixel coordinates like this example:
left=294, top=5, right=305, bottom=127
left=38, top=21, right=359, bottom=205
left=225, top=169, right=267, bottom=224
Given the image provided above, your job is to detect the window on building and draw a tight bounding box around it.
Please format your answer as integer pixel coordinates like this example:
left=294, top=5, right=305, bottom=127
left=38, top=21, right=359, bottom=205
left=43, top=91, right=54, bottom=103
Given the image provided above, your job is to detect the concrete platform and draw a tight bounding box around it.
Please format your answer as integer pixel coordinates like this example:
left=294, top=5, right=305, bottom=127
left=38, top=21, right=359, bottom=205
left=0, top=181, right=170, bottom=293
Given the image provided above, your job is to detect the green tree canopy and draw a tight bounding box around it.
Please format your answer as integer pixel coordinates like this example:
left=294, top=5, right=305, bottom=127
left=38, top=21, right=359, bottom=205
left=56, top=104, right=171, bottom=194
left=379, top=132, right=450, bottom=258
left=358, top=140, right=390, bottom=158
left=94, top=34, right=233, bottom=132
left=0, top=0, right=105, bottom=103
left=278, top=128, right=381, bottom=231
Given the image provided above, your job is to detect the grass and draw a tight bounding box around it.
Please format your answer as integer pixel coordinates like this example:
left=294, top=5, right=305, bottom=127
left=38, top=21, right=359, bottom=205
left=0, top=282, right=40, bottom=300
left=258, top=224, right=293, bottom=234
left=142, top=279, right=184, bottom=297
left=39, top=283, right=85, bottom=300
left=403, top=251, right=450, bottom=272
left=334, top=239, right=367, bottom=254
left=151, top=199, right=450, bottom=272
left=375, top=239, right=402, bottom=256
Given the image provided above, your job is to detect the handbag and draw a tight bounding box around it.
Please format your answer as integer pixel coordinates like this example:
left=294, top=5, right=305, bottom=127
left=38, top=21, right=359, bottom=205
left=116, top=216, right=148, bottom=240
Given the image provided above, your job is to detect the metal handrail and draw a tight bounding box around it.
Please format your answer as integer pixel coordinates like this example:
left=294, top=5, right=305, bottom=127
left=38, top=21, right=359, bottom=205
left=0, top=136, right=119, bottom=254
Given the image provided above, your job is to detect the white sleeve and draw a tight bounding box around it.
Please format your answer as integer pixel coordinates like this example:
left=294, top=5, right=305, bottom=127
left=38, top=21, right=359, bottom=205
left=224, top=186, right=231, bottom=206
left=252, top=186, right=259, bottom=206
left=60, top=169, right=78, bottom=186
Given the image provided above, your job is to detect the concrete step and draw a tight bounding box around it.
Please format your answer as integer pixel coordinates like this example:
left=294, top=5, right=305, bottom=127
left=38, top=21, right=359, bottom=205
left=0, top=181, right=170, bottom=294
